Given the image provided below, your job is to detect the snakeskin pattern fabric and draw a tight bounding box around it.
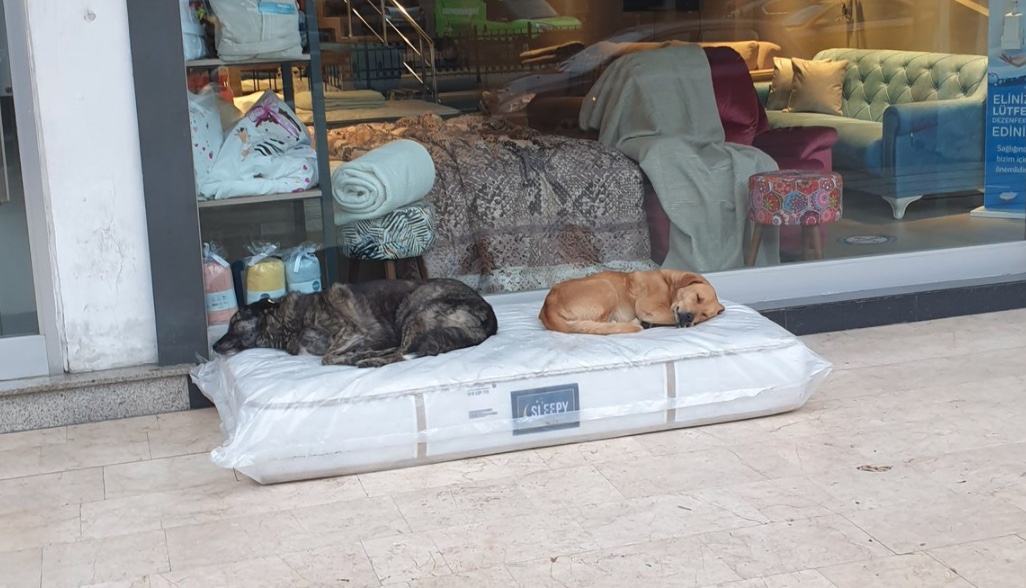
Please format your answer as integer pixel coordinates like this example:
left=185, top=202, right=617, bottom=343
left=327, top=114, right=654, bottom=293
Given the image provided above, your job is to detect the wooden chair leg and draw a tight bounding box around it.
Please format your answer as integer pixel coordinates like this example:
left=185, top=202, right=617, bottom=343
left=347, top=258, right=361, bottom=283
left=745, top=224, right=764, bottom=267
left=384, top=260, right=398, bottom=280
left=415, top=256, right=429, bottom=280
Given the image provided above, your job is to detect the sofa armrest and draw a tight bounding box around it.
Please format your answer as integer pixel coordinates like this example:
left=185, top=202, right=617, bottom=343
left=754, top=82, right=771, bottom=107
left=754, top=126, right=839, bottom=171
left=882, top=98, right=985, bottom=166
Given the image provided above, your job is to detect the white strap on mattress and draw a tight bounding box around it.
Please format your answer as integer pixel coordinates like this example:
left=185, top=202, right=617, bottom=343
left=665, top=362, right=677, bottom=425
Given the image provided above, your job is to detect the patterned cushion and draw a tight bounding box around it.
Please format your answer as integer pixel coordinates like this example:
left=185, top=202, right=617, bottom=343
left=748, top=170, right=843, bottom=226
left=338, top=202, right=436, bottom=260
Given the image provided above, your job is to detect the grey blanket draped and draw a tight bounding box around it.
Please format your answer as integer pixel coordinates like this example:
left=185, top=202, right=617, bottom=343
left=580, top=45, right=778, bottom=271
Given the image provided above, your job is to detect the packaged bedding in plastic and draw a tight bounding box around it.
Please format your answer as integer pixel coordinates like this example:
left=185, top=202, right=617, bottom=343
left=244, top=242, right=286, bottom=303
left=193, top=293, right=831, bottom=484
left=198, top=91, right=317, bottom=200
left=208, top=0, right=303, bottom=62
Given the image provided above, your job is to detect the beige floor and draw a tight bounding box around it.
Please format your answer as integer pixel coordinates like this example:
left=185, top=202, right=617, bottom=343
left=2, top=311, right=1026, bottom=587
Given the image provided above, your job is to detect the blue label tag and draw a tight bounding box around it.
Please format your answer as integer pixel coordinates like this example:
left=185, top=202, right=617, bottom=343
left=259, top=1, right=297, bottom=15
left=510, top=384, right=580, bottom=436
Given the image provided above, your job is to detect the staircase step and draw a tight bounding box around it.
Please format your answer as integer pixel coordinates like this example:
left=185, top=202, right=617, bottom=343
left=0, top=365, right=192, bottom=433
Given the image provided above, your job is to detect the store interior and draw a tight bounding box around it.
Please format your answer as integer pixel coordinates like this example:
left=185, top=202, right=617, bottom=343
left=183, top=0, right=1022, bottom=324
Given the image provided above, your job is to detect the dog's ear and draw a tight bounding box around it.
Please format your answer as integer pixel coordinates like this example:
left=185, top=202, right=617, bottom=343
left=663, top=271, right=707, bottom=292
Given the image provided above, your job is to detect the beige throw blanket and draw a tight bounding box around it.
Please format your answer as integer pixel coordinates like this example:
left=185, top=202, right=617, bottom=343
left=580, top=45, right=778, bottom=271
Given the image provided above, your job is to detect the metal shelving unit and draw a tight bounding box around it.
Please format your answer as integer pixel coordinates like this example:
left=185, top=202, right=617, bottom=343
left=186, top=2, right=337, bottom=283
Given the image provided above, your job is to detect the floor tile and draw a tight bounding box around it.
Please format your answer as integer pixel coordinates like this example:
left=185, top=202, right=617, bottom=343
left=929, top=535, right=1026, bottom=588
left=908, top=443, right=1026, bottom=505
left=358, top=451, right=548, bottom=497
left=631, top=428, right=724, bottom=456
left=146, top=543, right=380, bottom=587
left=515, top=465, right=623, bottom=509
left=696, top=515, right=891, bottom=579
left=818, top=553, right=971, bottom=587
left=532, top=435, right=653, bottom=468
left=405, top=566, right=516, bottom=588
left=81, top=474, right=366, bottom=539
left=164, top=496, right=408, bottom=570
left=0, top=437, right=150, bottom=480
left=146, top=409, right=223, bottom=459
left=723, top=438, right=867, bottom=479
left=844, top=493, right=1026, bottom=554
left=390, top=478, right=529, bottom=533
left=102, top=453, right=237, bottom=500
left=0, top=548, right=43, bottom=588
left=686, top=476, right=834, bottom=524
left=594, top=448, right=765, bottom=498
left=426, top=513, right=597, bottom=574
left=571, top=493, right=764, bottom=548
left=505, top=535, right=741, bottom=587
left=362, top=533, right=451, bottom=584
left=0, top=426, right=66, bottom=453
left=0, top=468, right=103, bottom=517
left=705, top=569, right=836, bottom=588
left=0, top=503, right=80, bottom=552
left=66, top=416, right=155, bottom=445
left=40, top=530, right=169, bottom=588
left=804, top=462, right=960, bottom=513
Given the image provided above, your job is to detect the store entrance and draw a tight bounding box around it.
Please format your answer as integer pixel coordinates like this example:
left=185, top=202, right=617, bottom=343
left=0, top=3, right=49, bottom=379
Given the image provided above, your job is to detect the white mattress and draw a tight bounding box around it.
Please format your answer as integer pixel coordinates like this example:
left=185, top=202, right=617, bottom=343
left=192, top=293, right=831, bottom=484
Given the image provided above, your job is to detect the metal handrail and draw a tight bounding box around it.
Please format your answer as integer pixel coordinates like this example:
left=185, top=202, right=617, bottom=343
left=342, top=0, right=438, bottom=100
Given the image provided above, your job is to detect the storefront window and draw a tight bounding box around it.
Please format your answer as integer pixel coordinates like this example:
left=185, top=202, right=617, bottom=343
left=184, top=0, right=1022, bottom=306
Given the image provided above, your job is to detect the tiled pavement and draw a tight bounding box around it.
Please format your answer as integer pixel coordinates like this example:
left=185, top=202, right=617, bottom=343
left=2, top=310, right=1025, bottom=587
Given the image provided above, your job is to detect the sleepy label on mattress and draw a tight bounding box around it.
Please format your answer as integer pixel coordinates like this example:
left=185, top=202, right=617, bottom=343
left=510, top=384, right=580, bottom=436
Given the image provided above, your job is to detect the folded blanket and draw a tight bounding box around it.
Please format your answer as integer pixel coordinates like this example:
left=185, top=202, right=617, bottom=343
left=332, top=139, right=435, bottom=222
left=295, top=90, right=386, bottom=111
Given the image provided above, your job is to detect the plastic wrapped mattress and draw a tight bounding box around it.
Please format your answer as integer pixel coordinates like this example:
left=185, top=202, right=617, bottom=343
left=193, top=293, right=830, bottom=484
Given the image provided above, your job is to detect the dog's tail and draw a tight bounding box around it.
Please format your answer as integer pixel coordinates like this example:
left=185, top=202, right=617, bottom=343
left=539, top=303, right=642, bottom=335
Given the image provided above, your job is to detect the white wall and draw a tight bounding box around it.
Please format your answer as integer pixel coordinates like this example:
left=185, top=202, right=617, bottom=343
left=15, top=0, right=157, bottom=371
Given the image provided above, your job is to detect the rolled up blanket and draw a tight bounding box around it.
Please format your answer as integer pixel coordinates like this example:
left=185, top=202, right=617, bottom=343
left=331, top=139, right=435, bottom=222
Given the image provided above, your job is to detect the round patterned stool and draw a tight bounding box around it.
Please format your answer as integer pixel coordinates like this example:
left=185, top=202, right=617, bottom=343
left=338, top=201, right=436, bottom=281
left=746, top=170, right=843, bottom=266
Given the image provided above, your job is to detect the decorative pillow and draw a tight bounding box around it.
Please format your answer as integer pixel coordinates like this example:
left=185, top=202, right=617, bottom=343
left=765, top=57, right=795, bottom=111
left=700, top=41, right=760, bottom=71
left=339, top=201, right=436, bottom=260
left=786, top=59, right=848, bottom=116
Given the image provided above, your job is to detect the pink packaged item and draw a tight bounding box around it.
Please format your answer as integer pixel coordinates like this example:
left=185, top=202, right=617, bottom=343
left=202, top=242, right=238, bottom=325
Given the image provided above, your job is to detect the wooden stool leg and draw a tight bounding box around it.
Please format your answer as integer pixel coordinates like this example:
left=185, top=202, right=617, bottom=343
left=802, top=226, right=824, bottom=260
left=810, top=226, right=824, bottom=260
left=745, top=224, right=764, bottom=267
left=384, top=260, right=398, bottom=280
left=415, top=256, right=429, bottom=280
left=348, top=258, right=361, bottom=283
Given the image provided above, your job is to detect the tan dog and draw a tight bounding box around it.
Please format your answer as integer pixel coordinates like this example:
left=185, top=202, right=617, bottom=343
left=540, top=270, right=725, bottom=335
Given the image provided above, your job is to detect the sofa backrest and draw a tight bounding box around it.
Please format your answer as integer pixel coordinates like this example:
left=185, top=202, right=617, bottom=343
left=814, top=48, right=987, bottom=123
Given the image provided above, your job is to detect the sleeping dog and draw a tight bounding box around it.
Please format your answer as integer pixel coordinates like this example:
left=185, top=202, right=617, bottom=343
left=540, top=270, right=724, bottom=335
left=214, top=279, right=498, bottom=368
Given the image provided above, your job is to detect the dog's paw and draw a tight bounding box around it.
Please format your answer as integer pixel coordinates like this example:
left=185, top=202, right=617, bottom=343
left=355, top=354, right=404, bottom=368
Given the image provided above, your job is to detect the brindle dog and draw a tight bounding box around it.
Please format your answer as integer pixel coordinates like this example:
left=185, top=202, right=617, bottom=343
left=213, top=279, right=498, bottom=368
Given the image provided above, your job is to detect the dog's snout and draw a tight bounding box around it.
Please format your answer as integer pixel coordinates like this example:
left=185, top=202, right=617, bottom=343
left=676, top=311, right=694, bottom=328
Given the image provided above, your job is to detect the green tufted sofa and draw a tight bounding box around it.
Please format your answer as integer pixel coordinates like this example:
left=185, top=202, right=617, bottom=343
left=756, top=49, right=987, bottom=219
